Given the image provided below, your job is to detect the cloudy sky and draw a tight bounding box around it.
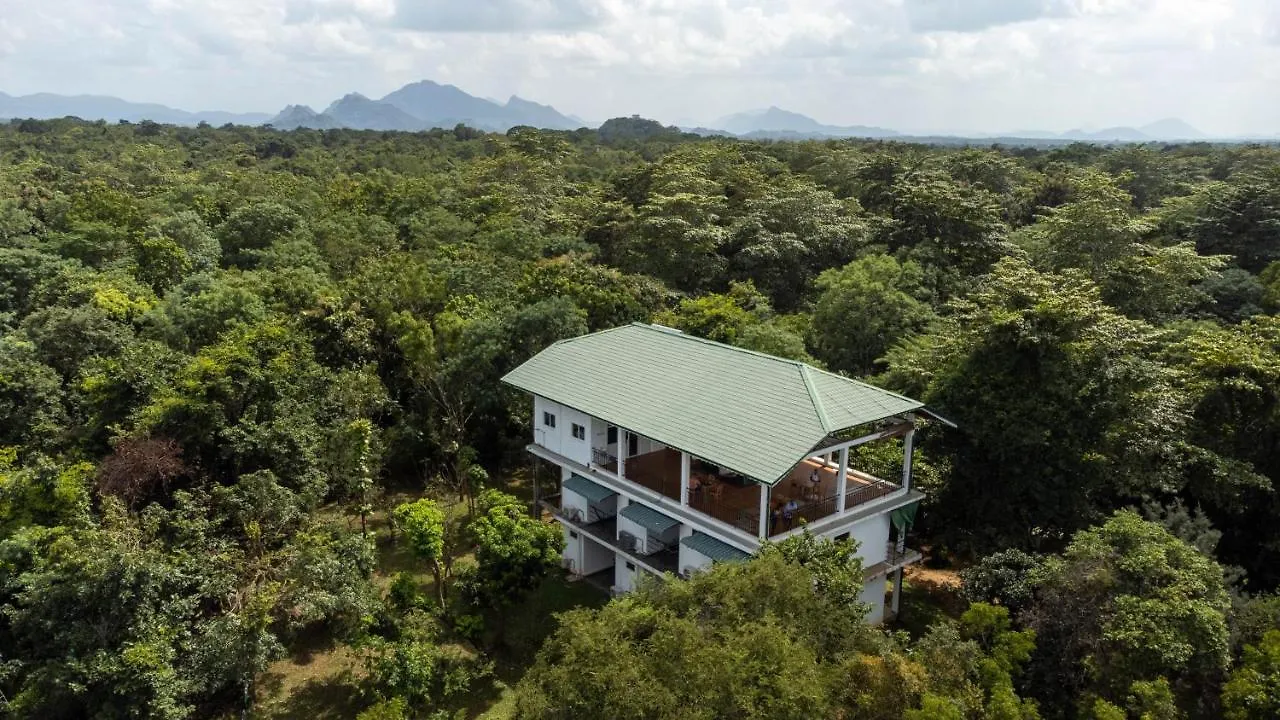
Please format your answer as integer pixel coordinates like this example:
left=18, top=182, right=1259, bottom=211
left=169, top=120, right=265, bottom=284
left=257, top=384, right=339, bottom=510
left=0, top=0, right=1277, bottom=135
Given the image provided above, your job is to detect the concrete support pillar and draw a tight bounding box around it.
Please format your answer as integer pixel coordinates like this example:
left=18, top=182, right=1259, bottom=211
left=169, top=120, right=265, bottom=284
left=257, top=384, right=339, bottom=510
left=892, top=568, right=904, bottom=615
left=758, top=482, right=770, bottom=538
left=902, top=427, right=916, bottom=491
left=619, top=430, right=627, bottom=480
left=835, top=446, right=849, bottom=513
left=680, top=451, right=691, bottom=506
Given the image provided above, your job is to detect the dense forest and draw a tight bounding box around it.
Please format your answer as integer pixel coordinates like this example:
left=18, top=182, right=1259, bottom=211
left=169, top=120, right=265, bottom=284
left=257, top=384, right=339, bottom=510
left=1, top=115, right=1279, bottom=719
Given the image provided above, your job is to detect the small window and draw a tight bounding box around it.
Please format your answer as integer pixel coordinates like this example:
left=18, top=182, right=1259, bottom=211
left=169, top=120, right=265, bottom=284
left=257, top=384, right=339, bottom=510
left=834, top=532, right=851, bottom=544
left=569, top=530, right=579, bottom=539
left=571, top=423, right=586, bottom=440
left=543, top=411, right=556, bottom=428
left=607, top=427, right=618, bottom=445
left=625, top=561, right=636, bottom=572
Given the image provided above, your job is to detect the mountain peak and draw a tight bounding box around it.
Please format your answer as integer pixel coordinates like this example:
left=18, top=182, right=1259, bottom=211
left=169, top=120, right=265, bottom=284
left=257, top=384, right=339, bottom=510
left=1140, top=117, right=1204, bottom=140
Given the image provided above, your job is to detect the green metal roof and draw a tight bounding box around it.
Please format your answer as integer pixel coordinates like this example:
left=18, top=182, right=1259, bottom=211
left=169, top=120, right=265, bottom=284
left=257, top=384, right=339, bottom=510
left=619, top=503, right=680, bottom=534
left=502, top=323, right=924, bottom=484
left=563, top=474, right=617, bottom=505
left=681, top=532, right=750, bottom=563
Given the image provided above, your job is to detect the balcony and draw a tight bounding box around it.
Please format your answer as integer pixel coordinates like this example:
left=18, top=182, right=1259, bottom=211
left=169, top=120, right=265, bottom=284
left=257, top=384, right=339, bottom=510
left=540, top=495, right=679, bottom=575
left=615, top=447, right=902, bottom=539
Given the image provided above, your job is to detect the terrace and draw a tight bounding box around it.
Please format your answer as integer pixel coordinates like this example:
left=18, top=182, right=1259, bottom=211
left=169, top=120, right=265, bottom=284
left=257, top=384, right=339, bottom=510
left=611, top=445, right=901, bottom=539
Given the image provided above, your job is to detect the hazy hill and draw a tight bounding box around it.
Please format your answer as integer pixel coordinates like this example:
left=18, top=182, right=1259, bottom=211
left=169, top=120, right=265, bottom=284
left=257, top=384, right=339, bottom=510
left=713, top=106, right=899, bottom=138
left=1140, top=118, right=1205, bottom=140
left=324, top=94, right=425, bottom=132
left=0, top=91, right=270, bottom=125
left=269, top=105, right=345, bottom=130
left=375, top=80, right=579, bottom=131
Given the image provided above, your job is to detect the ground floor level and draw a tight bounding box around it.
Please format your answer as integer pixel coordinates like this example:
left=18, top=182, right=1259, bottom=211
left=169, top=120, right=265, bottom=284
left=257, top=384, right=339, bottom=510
left=558, top=516, right=906, bottom=624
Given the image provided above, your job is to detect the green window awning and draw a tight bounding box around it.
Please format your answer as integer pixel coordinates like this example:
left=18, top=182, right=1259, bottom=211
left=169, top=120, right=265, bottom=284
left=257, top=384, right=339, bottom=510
left=619, top=503, right=679, bottom=534
left=890, top=501, right=920, bottom=533
left=563, top=474, right=617, bottom=505
left=680, top=532, right=750, bottom=563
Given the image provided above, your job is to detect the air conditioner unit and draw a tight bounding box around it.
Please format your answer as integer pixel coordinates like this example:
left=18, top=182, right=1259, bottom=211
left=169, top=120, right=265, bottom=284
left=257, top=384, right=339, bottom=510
left=565, top=507, right=584, bottom=523
left=682, top=566, right=697, bottom=578
left=618, top=531, right=639, bottom=553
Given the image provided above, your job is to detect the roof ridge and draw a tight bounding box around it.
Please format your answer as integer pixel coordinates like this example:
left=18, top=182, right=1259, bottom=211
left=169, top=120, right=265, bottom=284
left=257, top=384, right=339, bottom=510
left=629, top=322, right=810, bottom=369
left=547, top=323, right=634, bottom=348
left=805, top=363, right=921, bottom=405
left=799, top=365, right=832, bottom=433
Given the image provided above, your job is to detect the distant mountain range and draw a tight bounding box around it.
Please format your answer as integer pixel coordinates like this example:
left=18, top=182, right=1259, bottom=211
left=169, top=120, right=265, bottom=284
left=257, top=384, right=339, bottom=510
left=0, top=91, right=271, bottom=126
left=273, top=81, right=584, bottom=132
left=703, top=106, right=900, bottom=139
left=0, top=84, right=1268, bottom=143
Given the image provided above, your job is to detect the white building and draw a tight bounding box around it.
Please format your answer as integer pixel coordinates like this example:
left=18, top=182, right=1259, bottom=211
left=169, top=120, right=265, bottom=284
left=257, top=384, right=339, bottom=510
left=502, top=323, right=947, bottom=624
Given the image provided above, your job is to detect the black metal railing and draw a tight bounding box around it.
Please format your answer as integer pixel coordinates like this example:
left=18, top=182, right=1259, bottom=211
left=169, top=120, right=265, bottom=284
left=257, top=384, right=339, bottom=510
left=592, top=447, right=617, bottom=467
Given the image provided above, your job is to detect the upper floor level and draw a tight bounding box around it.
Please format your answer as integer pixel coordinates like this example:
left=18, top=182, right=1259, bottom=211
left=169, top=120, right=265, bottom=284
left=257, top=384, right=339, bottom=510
left=503, top=323, right=949, bottom=545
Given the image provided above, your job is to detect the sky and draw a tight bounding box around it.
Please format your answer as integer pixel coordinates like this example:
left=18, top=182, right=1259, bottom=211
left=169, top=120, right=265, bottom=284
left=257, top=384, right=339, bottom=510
left=0, top=0, right=1277, bottom=136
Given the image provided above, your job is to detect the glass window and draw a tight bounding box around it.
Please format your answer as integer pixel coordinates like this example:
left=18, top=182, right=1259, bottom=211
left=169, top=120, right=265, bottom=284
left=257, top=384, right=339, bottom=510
left=543, top=411, right=556, bottom=428
left=625, top=562, right=636, bottom=571
left=571, top=423, right=586, bottom=440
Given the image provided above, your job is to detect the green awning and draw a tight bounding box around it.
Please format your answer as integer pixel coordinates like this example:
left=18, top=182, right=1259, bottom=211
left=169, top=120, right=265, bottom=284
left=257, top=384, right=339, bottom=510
left=619, top=503, right=680, bottom=534
left=563, top=474, right=617, bottom=505
left=890, top=501, right=920, bottom=533
left=680, top=532, right=750, bottom=563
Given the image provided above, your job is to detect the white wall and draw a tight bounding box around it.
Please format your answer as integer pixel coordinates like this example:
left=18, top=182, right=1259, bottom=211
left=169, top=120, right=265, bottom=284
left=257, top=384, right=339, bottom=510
left=561, top=486, right=590, bottom=523
left=532, top=396, right=592, bottom=466
left=679, top=543, right=713, bottom=576
left=560, top=525, right=580, bottom=574
left=580, top=535, right=614, bottom=575
left=838, top=513, right=890, bottom=568
left=616, top=508, right=651, bottom=554
left=861, top=577, right=887, bottom=625
left=533, top=396, right=561, bottom=456
left=560, top=405, right=591, bottom=466
left=614, top=552, right=639, bottom=593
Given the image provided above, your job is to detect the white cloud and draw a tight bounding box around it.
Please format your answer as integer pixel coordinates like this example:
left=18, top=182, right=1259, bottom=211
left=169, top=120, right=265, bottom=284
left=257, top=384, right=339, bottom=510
left=903, top=0, right=1076, bottom=32
left=0, top=0, right=1275, bottom=135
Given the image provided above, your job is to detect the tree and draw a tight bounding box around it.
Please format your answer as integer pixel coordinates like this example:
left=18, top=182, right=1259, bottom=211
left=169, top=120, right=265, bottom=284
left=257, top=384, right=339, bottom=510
left=1184, top=170, right=1280, bottom=273
left=960, top=549, right=1045, bottom=616
left=810, top=253, right=934, bottom=376
left=1022, top=169, right=1222, bottom=322
left=1024, top=511, right=1230, bottom=717
left=461, top=490, right=564, bottom=614
left=394, top=499, right=452, bottom=607
left=882, top=258, right=1187, bottom=553
left=216, top=202, right=301, bottom=268
left=1222, top=630, right=1280, bottom=720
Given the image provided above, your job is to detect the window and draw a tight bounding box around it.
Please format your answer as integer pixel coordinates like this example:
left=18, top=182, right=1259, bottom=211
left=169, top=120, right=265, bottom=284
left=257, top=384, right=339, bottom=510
left=569, top=530, right=579, bottom=539
left=834, top=532, right=850, bottom=544
left=571, top=423, right=586, bottom=440
left=607, top=426, right=618, bottom=445
left=625, top=561, right=636, bottom=572
left=543, top=411, right=556, bottom=428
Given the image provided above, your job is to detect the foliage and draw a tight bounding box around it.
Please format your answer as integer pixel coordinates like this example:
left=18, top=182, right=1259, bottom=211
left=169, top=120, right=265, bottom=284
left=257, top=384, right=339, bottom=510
left=0, top=118, right=1278, bottom=718
left=1222, top=630, right=1280, bottom=720
left=1023, top=511, right=1230, bottom=717
left=460, top=489, right=565, bottom=613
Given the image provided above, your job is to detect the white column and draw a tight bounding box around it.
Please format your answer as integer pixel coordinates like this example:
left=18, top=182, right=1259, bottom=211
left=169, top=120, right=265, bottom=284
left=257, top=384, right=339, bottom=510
left=901, top=427, right=916, bottom=491
left=891, top=568, right=904, bottom=614
left=835, top=446, right=849, bottom=513
left=680, top=452, right=690, bottom=506
left=758, top=482, right=770, bottom=538
left=619, top=430, right=627, bottom=480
